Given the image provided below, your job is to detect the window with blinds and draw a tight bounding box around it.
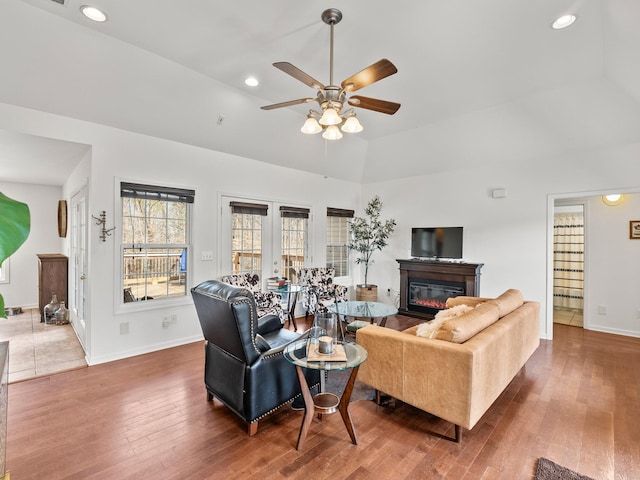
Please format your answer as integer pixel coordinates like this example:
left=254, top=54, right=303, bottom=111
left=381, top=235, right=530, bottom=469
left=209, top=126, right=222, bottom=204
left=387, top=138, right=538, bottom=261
left=326, top=207, right=354, bottom=277
left=120, top=182, right=194, bottom=303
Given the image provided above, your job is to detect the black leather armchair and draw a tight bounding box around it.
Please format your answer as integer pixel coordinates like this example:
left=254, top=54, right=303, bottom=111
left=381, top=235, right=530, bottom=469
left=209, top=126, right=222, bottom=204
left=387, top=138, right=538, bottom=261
left=191, top=280, right=320, bottom=436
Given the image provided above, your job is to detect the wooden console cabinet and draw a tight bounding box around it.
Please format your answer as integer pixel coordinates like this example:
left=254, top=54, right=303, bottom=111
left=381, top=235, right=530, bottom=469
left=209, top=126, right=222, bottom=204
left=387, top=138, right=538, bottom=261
left=397, top=259, right=483, bottom=320
left=37, top=254, right=68, bottom=322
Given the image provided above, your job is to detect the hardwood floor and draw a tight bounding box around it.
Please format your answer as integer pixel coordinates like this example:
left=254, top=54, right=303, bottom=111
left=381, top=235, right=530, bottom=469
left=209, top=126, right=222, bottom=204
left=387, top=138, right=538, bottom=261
left=6, top=316, right=639, bottom=479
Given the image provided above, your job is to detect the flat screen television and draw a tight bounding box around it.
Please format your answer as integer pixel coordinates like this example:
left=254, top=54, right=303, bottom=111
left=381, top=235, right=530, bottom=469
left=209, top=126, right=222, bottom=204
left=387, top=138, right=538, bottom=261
left=411, top=227, right=463, bottom=259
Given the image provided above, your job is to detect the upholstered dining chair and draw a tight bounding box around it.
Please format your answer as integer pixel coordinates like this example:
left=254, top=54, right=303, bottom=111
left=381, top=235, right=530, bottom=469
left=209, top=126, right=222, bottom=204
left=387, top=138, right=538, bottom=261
left=220, top=273, right=285, bottom=322
left=297, top=267, right=348, bottom=319
left=191, top=280, right=320, bottom=436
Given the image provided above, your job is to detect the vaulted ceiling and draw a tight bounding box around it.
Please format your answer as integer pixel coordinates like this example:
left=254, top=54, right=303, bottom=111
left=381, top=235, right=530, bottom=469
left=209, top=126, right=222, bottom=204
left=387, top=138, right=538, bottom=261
left=2, top=0, right=640, bottom=184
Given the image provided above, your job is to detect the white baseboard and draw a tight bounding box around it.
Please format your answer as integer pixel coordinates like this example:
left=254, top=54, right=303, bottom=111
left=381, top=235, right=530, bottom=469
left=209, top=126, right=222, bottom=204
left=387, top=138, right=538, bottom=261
left=86, top=334, right=204, bottom=366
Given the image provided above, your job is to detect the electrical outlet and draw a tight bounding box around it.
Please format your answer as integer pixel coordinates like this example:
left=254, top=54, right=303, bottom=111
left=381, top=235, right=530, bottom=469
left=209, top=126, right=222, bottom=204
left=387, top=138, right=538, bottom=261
left=170, top=314, right=177, bottom=324
left=120, top=322, right=129, bottom=335
left=162, top=317, right=170, bottom=328
left=597, top=305, right=607, bottom=315
left=636, top=309, right=640, bottom=320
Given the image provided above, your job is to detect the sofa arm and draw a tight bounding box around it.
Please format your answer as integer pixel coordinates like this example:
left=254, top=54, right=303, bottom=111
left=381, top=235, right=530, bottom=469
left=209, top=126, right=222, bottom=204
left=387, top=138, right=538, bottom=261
left=357, top=324, right=477, bottom=430
left=356, top=325, right=406, bottom=400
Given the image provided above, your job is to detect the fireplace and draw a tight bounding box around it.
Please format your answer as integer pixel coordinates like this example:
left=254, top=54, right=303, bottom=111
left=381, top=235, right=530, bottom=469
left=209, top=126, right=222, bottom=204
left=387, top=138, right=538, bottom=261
left=397, top=259, right=483, bottom=320
left=408, top=278, right=465, bottom=316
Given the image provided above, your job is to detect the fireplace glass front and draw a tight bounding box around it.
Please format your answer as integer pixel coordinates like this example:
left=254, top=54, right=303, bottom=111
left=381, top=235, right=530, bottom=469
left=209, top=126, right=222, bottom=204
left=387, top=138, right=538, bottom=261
left=408, top=278, right=465, bottom=316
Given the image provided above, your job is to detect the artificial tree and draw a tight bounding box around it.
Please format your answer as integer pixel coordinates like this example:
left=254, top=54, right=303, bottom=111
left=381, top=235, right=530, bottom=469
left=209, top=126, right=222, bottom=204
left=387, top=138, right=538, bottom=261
left=0, top=192, right=30, bottom=318
left=348, top=195, right=395, bottom=299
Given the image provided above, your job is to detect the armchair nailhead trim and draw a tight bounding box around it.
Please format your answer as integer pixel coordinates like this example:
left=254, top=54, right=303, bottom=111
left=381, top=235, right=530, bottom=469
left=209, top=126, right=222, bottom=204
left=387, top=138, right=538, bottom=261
left=250, top=381, right=321, bottom=423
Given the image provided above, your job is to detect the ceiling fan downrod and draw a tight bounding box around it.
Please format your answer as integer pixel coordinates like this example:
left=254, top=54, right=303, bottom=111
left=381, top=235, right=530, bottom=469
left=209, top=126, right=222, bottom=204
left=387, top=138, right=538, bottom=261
left=322, top=8, right=342, bottom=89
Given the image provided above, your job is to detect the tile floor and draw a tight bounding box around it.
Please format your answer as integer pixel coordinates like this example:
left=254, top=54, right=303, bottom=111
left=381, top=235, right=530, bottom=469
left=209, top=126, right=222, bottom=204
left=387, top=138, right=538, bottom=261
left=553, top=307, right=584, bottom=327
left=0, top=308, right=87, bottom=383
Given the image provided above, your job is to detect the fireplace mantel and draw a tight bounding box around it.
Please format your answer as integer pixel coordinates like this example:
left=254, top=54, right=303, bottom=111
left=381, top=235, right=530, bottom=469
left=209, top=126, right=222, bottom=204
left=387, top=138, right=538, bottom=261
left=397, top=259, right=483, bottom=320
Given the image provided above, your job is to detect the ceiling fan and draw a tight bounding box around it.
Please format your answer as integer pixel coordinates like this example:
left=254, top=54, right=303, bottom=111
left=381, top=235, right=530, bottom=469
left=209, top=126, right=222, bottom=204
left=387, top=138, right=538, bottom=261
left=261, top=8, right=400, bottom=140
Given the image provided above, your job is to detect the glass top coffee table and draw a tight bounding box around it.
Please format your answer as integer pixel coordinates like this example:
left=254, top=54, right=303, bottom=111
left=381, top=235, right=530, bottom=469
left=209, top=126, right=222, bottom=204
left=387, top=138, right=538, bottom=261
left=329, top=300, right=398, bottom=329
left=284, top=339, right=368, bottom=450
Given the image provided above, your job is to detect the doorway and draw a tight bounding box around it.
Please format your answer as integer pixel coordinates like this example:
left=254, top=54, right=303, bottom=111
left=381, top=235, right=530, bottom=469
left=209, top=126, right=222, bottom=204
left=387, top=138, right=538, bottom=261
left=552, top=204, right=584, bottom=328
left=70, top=185, right=89, bottom=349
left=219, top=195, right=311, bottom=285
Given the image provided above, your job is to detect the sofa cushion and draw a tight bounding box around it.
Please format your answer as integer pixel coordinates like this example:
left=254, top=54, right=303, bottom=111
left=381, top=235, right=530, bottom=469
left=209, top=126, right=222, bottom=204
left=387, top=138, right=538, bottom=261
left=416, top=304, right=474, bottom=338
left=487, top=289, right=524, bottom=317
left=445, top=296, right=489, bottom=309
left=433, top=302, right=500, bottom=343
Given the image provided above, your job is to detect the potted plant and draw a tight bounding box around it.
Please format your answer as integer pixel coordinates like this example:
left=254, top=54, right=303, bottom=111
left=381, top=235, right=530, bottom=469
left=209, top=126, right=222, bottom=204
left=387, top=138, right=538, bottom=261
left=0, top=192, right=30, bottom=318
left=348, top=195, right=396, bottom=301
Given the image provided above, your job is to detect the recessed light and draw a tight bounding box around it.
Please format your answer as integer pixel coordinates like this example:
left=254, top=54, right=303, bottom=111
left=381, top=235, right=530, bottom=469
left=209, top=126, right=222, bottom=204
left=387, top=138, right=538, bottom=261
left=80, top=5, right=108, bottom=22
left=552, top=14, right=576, bottom=30
left=602, top=194, right=623, bottom=206
left=244, top=77, right=259, bottom=87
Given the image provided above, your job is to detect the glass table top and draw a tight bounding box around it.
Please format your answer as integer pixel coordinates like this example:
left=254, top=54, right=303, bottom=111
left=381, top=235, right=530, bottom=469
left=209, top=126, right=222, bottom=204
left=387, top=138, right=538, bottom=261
left=329, top=301, right=398, bottom=319
left=284, top=340, right=367, bottom=371
left=268, top=284, right=305, bottom=294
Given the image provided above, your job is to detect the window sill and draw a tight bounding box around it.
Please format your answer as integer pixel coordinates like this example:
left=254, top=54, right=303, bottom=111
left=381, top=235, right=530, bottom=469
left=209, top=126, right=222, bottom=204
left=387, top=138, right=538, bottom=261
left=116, top=295, right=192, bottom=315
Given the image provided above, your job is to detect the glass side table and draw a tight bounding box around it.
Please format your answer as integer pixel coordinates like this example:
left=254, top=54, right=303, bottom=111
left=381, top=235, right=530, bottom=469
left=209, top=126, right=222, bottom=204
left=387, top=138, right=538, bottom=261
left=269, top=284, right=305, bottom=330
left=284, top=339, right=368, bottom=450
left=330, top=301, right=398, bottom=338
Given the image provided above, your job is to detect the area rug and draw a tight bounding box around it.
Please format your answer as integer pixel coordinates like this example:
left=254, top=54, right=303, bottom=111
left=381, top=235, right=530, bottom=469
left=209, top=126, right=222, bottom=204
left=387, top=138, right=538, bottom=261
left=535, top=458, right=595, bottom=480
left=324, top=367, right=375, bottom=402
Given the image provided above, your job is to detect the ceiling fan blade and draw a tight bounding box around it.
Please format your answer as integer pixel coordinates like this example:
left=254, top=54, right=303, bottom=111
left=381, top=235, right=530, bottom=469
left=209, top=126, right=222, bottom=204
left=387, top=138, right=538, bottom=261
left=341, top=59, right=398, bottom=92
left=348, top=96, right=401, bottom=115
left=260, top=98, right=316, bottom=110
left=273, top=62, right=325, bottom=90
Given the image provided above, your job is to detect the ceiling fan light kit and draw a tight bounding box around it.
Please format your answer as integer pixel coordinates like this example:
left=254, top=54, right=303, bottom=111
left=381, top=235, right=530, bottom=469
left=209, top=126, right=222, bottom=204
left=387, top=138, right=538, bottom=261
left=323, top=125, right=343, bottom=141
left=261, top=8, right=400, bottom=140
left=301, top=114, right=323, bottom=134
left=342, top=114, right=363, bottom=133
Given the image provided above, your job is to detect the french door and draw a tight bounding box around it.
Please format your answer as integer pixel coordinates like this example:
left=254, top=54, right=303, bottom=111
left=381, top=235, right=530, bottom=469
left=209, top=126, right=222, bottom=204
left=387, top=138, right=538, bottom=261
left=70, top=186, right=88, bottom=349
left=220, top=196, right=309, bottom=285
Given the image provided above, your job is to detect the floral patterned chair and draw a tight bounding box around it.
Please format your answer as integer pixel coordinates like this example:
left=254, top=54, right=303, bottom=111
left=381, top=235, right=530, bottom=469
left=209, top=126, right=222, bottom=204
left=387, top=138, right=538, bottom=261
left=220, top=273, right=285, bottom=322
left=297, top=267, right=349, bottom=319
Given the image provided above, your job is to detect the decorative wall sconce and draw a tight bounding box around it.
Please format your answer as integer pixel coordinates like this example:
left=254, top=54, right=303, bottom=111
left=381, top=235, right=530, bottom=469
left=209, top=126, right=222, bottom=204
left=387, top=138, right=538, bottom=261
left=602, top=194, right=624, bottom=206
left=92, top=211, right=116, bottom=242
left=57, top=200, right=67, bottom=238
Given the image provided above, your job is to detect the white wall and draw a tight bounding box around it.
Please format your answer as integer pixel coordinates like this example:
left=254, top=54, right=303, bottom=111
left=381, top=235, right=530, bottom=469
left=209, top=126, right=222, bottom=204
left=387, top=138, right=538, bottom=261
left=0, top=102, right=361, bottom=365
left=0, top=181, right=63, bottom=309
left=585, top=193, right=640, bottom=336
left=361, top=142, right=640, bottom=339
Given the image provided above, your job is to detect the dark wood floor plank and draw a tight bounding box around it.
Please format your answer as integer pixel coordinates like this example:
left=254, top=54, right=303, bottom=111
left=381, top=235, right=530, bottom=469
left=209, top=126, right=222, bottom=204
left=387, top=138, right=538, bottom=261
left=6, top=320, right=640, bottom=479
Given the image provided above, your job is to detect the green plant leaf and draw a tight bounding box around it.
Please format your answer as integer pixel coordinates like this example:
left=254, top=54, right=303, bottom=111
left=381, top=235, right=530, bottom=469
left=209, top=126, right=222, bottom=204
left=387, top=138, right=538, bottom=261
left=348, top=195, right=395, bottom=286
left=0, top=192, right=30, bottom=318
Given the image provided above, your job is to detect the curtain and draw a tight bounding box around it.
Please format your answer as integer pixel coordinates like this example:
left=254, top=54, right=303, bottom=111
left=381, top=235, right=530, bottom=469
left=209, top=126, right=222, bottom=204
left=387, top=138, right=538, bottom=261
left=553, top=212, right=584, bottom=309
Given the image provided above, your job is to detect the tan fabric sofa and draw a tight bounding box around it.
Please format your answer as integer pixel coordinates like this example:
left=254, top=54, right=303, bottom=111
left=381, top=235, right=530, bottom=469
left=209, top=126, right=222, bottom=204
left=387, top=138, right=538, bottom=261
left=355, top=289, right=540, bottom=442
